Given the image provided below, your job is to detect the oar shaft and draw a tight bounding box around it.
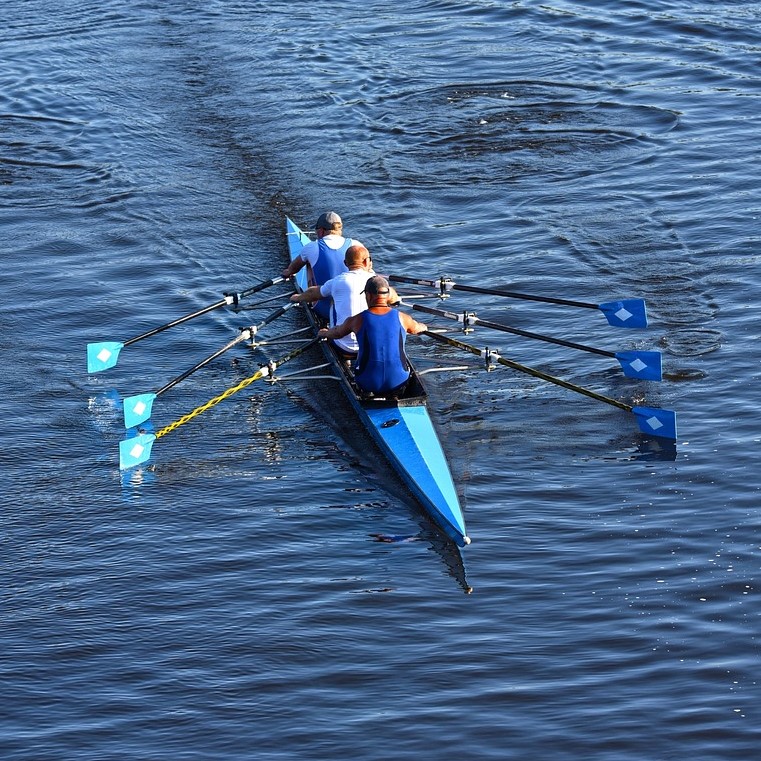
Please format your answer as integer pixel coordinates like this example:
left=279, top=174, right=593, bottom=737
left=238, top=276, right=286, bottom=300
left=154, top=301, right=296, bottom=396
left=123, top=299, right=228, bottom=347
left=390, top=274, right=597, bottom=310
left=253, top=300, right=296, bottom=332
left=153, top=337, right=321, bottom=441
left=120, top=336, right=323, bottom=469
left=411, top=303, right=613, bottom=358
left=122, top=277, right=286, bottom=348
left=156, top=329, right=251, bottom=396
left=423, top=331, right=631, bottom=413
left=448, top=282, right=596, bottom=310
left=477, top=316, right=613, bottom=357
left=269, top=336, right=321, bottom=370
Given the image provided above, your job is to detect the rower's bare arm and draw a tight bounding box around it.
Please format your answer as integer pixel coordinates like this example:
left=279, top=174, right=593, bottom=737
left=320, top=314, right=362, bottom=340
left=290, top=285, right=322, bottom=303
left=282, top=256, right=306, bottom=279
left=400, top=312, right=427, bottom=334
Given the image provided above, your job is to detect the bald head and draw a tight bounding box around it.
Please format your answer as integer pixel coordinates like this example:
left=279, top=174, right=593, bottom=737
left=344, top=245, right=371, bottom=268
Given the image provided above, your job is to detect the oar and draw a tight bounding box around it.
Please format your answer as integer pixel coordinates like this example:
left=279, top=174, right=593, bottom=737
left=122, top=302, right=297, bottom=428
left=410, top=303, right=662, bottom=381
left=87, top=276, right=286, bottom=372
left=423, top=330, right=677, bottom=440
left=389, top=274, right=648, bottom=329
left=119, top=337, right=321, bottom=469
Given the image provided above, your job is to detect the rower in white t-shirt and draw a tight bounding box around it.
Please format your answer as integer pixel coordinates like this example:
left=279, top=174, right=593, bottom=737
left=290, top=245, right=374, bottom=355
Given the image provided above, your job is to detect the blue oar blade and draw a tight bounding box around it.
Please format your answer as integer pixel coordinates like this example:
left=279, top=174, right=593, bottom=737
left=119, top=433, right=157, bottom=469
left=599, top=299, right=648, bottom=329
left=87, top=341, right=124, bottom=373
left=615, top=351, right=662, bottom=381
left=632, top=406, right=677, bottom=440
left=123, top=392, right=157, bottom=429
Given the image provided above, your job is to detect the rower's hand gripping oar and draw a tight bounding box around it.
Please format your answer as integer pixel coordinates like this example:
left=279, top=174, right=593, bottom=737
left=422, top=330, right=677, bottom=440
left=122, top=302, right=296, bottom=428
left=389, top=275, right=648, bottom=329
left=119, top=337, right=321, bottom=470
left=410, top=303, right=662, bottom=381
left=87, top=276, right=286, bottom=373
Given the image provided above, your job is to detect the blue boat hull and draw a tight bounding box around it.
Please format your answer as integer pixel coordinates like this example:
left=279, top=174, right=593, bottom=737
left=285, top=217, right=469, bottom=547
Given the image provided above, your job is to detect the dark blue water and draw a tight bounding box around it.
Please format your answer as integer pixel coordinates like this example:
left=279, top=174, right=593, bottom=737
left=2, top=1, right=759, bottom=758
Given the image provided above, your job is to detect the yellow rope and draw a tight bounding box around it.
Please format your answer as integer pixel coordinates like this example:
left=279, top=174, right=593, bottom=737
left=154, top=368, right=267, bottom=440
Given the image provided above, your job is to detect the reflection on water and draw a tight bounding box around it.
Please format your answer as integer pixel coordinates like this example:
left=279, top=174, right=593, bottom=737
left=3, top=0, right=761, bottom=758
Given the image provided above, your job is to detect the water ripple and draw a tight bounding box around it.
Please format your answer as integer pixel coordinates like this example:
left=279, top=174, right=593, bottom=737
left=3, top=1, right=761, bottom=759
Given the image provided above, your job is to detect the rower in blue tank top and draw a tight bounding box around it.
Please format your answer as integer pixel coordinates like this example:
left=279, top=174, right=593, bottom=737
left=319, top=275, right=428, bottom=395
left=281, top=211, right=363, bottom=320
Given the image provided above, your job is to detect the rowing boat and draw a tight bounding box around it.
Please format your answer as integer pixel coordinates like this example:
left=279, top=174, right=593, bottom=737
left=285, top=217, right=470, bottom=547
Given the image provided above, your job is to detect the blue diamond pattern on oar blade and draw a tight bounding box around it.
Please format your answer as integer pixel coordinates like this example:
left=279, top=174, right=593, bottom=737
left=615, top=351, right=662, bottom=381
left=87, top=341, right=124, bottom=373
left=599, top=299, right=648, bottom=329
left=632, top=406, right=677, bottom=440
left=123, top=392, right=157, bottom=429
left=119, top=433, right=157, bottom=469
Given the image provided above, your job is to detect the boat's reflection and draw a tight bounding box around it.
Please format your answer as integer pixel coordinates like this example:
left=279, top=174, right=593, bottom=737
left=417, top=520, right=472, bottom=594
left=368, top=510, right=472, bottom=595
left=282, top=382, right=473, bottom=593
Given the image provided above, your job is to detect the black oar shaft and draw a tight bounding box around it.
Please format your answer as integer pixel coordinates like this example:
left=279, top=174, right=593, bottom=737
left=389, top=274, right=597, bottom=309
left=123, top=299, right=228, bottom=347
left=156, top=330, right=250, bottom=396
left=269, top=336, right=322, bottom=369
left=122, top=277, right=286, bottom=348
left=423, top=331, right=631, bottom=413
left=448, top=282, right=596, bottom=310
left=154, top=301, right=296, bottom=396
left=412, top=303, right=613, bottom=358
left=153, top=336, right=322, bottom=442
left=238, top=276, right=285, bottom=300
left=254, top=300, right=295, bottom=331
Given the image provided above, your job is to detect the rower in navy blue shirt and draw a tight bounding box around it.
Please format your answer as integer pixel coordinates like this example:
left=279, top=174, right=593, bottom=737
left=319, top=275, right=427, bottom=395
left=282, top=211, right=363, bottom=320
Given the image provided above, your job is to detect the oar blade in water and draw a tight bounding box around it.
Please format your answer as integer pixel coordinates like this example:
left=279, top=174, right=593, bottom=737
left=87, top=341, right=124, bottom=373
left=632, top=406, right=677, bottom=440
left=123, top=392, right=157, bottom=429
left=615, top=351, right=662, bottom=381
left=599, top=299, right=648, bottom=329
left=119, top=433, right=157, bottom=469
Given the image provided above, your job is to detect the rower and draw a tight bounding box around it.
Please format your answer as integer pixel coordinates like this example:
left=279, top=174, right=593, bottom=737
left=319, top=275, right=428, bottom=395
left=290, top=245, right=374, bottom=356
left=281, top=211, right=364, bottom=320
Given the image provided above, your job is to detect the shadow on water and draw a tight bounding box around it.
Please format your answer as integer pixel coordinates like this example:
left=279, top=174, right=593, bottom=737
left=368, top=518, right=473, bottom=595
left=277, top=363, right=473, bottom=594
left=633, top=436, right=677, bottom=463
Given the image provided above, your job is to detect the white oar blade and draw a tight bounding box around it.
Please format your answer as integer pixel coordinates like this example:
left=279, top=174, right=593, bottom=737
left=599, top=299, right=648, bottom=329
left=119, top=433, right=157, bottom=469
left=123, top=392, right=157, bottom=429
left=632, top=406, right=677, bottom=440
left=615, top=351, right=662, bottom=381
left=87, top=341, right=124, bottom=373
